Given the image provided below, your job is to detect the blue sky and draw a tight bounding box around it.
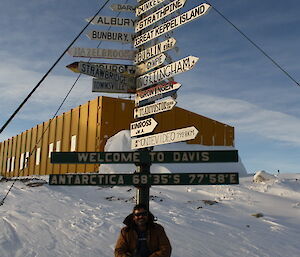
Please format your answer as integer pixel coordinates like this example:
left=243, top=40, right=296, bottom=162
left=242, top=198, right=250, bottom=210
left=0, top=0, right=300, bottom=174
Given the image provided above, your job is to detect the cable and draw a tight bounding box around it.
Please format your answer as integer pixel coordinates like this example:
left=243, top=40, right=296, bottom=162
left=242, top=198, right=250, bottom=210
left=208, top=2, right=300, bottom=87
left=0, top=0, right=112, bottom=136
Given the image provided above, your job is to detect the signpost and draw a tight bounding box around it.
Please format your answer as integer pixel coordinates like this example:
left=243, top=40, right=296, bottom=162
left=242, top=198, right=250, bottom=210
left=134, top=98, right=176, bottom=119
left=92, top=78, right=136, bottom=94
left=136, top=53, right=166, bottom=75
left=136, top=56, right=199, bottom=90
left=134, top=37, right=176, bottom=64
left=51, top=150, right=239, bottom=164
left=134, top=3, right=211, bottom=47
left=135, top=0, right=186, bottom=33
left=131, top=118, right=158, bottom=137
left=66, top=62, right=136, bottom=75
left=49, top=173, right=239, bottom=186
left=86, top=16, right=135, bottom=27
left=135, top=82, right=181, bottom=107
left=86, top=30, right=135, bottom=44
left=67, top=47, right=136, bottom=60
left=110, top=4, right=135, bottom=12
left=131, top=126, right=198, bottom=149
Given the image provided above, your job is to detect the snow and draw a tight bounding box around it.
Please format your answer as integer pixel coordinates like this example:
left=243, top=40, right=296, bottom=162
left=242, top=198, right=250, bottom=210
left=0, top=131, right=299, bottom=257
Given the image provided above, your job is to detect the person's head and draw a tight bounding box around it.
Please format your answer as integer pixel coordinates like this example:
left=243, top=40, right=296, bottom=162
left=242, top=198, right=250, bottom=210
left=132, top=204, right=149, bottom=228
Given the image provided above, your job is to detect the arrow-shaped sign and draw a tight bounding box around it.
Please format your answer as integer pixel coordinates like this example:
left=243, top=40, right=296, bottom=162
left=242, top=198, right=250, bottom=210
left=137, top=56, right=199, bottom=90
left=134, top=98, right=176, bottom=119
left=136, top=0, right=167, bottom=16
left=67, top=47, right=136, bottom=60
left=86, top=30, right=135, bottom=44
left=136, top=53, right=166, bottom=76
left=110, top=4, right=135, bottom=12
left=66, top=62, right=136, bottom=75
left=135, top=0, right=186, bottom=32
left=134, top=3, right=211, bottom=47
left=86, top=16, right=135, bottom=27
left=135, top=82, right=181, bottom=107
left=131, top=126, right=199, bottom=149
left=130, top=118, right=158, bottom=137
left=134, top=38, right=176, bottom=64
left=92, top=79, right=136, bottom=94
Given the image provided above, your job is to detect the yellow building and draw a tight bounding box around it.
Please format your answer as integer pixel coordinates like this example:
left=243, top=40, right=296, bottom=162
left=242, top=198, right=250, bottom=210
left=0, top=96, right=234, bottom=177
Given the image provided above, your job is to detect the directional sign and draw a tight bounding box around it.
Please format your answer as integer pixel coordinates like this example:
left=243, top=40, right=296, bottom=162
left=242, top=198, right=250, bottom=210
left=136, top=53, right=166, bottom=75
left=86, top=16, right=135, bottom=27
left=92, top=78, right=136, bottom=94
left=110, top=4, right=135, bottom=12
left=137, top=56, right=199, bottom=90
left=49, top=173, right=239, bottom=186
left=130, top=118, right=158, bottom=137
left=67, top=47, right=136, bottom=60
left=135, top=0, right=186, bottom=32
left=135, top=82, right=181, bottom=107
left=132, top=126, right=198, bottom=149
left=134, top=98, right=176, bottom=119
left=50, top=150, right=239, bottom=164
left=134, top=3, right=211, bottom=47
left=134, top=38, right=176, bottom=64
left=66, top=62, right=136, bottom=75
left=86, top=30, right=134, bottom=44
left=136, top=0, right=167, bottom=17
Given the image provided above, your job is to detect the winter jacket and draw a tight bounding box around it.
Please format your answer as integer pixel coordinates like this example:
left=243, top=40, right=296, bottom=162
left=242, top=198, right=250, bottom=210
left=114, top=212, right=172, bottom=257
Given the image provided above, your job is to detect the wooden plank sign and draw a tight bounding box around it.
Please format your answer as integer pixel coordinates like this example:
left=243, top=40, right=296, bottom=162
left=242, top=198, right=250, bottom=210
left=130, top=118, right=158, bottom=137
left=86, top=30, right=135, bottom=44
left=136, top=56, right=199, bottom=90
left=131, top=126, right=198, bottom=149
left=92, top=79, right=136, bottom=94
left=136, top=53, right=166, bottom=75
left=86, top=16, right=135, bottom=27
left=134, top=3, right=211, bottom=47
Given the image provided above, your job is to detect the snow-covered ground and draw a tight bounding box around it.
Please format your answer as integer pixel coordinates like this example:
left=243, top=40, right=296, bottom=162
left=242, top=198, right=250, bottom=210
left=0, top=131, right=299, bottom=257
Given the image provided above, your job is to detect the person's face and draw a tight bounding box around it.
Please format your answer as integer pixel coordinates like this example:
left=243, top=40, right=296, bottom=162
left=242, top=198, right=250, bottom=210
left=133, top=208, right=148, bottom=227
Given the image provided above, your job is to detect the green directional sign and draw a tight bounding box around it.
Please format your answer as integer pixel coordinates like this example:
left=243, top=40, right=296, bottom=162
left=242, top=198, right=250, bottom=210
left=49, top=173, right=239, bottom=186
left=50, top=150, right=238, bottom=164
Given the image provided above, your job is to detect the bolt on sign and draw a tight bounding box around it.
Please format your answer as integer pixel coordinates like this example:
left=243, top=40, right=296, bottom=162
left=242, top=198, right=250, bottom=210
left=135, top=82, right=181, bottom=107
left=67, top=47, right=136, bottom=60
left=134, top=98, right=176, bottom=119
left=86, top=16, right=135, bottom=27
left=50, top=150, right=239, bottom=164
left=110, top=4, right=135, bottom=12
left=92, top=79, right=136, bottom=94
left=131, top=126, right=198, bottom=150
left=135, top=0, right=187, bottom=33
left=134, top=37, right=176, bottom=64
left=136, top=56, right=199, bottom=90
left=49, top=173, right=239, bottom=186
left=136, top=53, right=166, bottom=75
left=86, top=30, right=135, bottom=44
left=134, top=3, right=211, bottom=47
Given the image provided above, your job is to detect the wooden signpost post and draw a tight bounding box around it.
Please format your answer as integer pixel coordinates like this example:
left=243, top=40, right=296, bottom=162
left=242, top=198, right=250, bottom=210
left=54, top=1, right=239, bottom=211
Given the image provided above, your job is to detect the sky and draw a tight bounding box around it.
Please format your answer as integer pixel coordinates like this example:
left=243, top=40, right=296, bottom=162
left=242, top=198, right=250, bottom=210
left=0, top=0, right=300, bottom=174
left=0, top=132, right=299, bottom=256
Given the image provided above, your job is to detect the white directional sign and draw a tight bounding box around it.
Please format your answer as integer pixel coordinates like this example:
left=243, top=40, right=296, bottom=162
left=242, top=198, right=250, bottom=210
left=131, top=126, right=199, bottom=149
left=134, top=3, right=211, bottom=47
left=134, top=38, right=176, bottom=64
left=137, top=56, right=199, bottom=90
left=86, top=30, right=135, bottom=44
left=134, top=98, right=176, bottom=119
left=92, top=79, right=136, bottom=94
left=136, top=53, right=166, bottom=75
left=136, top=0, right=167, bottom=17
left=110, top=4, right=135, bottom=12
left=135, top=81, right=181, bottom=107
left=67, top=47, right=136, bottom=60
left=135, top=0, right=186, bottom=32
left=86, top=16, right=135, bottom=27
left=130, top=118, right=158, bottom=137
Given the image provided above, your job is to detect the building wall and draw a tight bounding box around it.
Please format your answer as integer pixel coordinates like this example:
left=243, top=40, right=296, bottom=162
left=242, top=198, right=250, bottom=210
left=0, top=96, right=234, bottom=177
